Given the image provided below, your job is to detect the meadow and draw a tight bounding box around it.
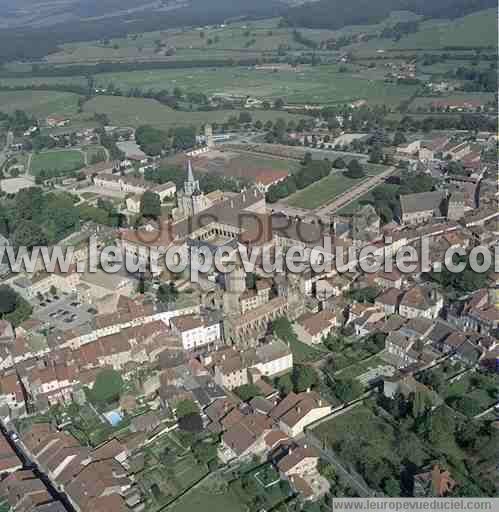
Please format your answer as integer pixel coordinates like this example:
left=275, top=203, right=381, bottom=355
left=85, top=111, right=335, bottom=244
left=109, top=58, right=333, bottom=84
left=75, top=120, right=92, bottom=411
left=82, top=95, right=309, bottom=130
left=0, top=64, right=419, bottom=107
left=0, top=90, right=80, bottom=118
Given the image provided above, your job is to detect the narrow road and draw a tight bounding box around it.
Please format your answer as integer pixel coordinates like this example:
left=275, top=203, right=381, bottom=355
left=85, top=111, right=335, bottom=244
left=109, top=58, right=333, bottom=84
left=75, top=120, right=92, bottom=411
left=0, top=420, right=74, bottom=511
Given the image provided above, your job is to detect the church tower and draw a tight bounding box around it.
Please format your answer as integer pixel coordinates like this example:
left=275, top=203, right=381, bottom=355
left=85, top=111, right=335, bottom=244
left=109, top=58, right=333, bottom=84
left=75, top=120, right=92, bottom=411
left=204, top=124, right=214, bottom=149
left=174, top=160, right=209, bottom=220
left=184, top=160, right=200, bottom=196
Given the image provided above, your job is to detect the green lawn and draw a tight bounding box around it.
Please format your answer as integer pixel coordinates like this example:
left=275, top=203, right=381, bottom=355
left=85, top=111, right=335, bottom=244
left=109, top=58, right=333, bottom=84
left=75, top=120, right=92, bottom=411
left=174, top=483, right=247, bottom=512
left=287, top=172, right=366, bottom=209
left=288, top=335, right=326, bottom=364
left=442, top=371, right=498, bottom=415
left=30, top=150, right=85, bottom=176
left=335, top=353, right=391, bottom=381
left=84, top=145, right=107, bottom=164
left=135, top=433, right=209, bottom=509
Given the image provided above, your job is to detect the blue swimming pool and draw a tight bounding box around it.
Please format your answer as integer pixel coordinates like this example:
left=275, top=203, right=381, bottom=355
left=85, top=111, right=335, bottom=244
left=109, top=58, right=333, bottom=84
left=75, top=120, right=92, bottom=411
left=104, top=410, right=123, bottom=426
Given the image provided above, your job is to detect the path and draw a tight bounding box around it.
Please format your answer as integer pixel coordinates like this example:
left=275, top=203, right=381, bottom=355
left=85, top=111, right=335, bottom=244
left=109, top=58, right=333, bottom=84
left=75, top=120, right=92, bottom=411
left=314, top=165, right=397, bottom=216
left=303, top=403, right=376, bottom=498
left=473, top=402, right=498, bottom=420
left=0, top=131, right=13, bottom=170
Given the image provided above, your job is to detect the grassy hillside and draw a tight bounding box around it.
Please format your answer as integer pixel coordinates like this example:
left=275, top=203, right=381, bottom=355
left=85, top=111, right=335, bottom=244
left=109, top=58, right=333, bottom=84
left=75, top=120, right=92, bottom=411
left=284, top=0, right=496, bottom=29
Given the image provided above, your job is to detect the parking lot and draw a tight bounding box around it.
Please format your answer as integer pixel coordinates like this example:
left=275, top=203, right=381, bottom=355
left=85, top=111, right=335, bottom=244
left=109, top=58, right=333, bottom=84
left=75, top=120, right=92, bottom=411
left=31, top=293, right=97, bottom=331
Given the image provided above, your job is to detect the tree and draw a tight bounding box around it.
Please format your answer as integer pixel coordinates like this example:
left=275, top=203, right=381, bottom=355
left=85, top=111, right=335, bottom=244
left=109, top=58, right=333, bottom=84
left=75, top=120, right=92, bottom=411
left=238, top=112, right=252, bottom=124
left=140, top=191, right=161, bottom=218
left=368, top=145, right=383, bottom=164
left=292, top=365, right=318, bottom=392
left=172, top=126, right=196, bottom=151
left=393, top=131, right=407, bottom=146
left=334, top=377, right=363, bottom=402
left=176, top=399, right=199, bottom=418
left=157, top=282, right=178, bottom=304
left=178, top=412, right=203, bottom=433
left=234, top=384, right=261, bottom=401
left=13, top=220, right=47, bottom=249
left=0, top=286, right=18, bottom=315
left=344, top=159, right=365, bottom=179
left=332, top=157, right=346, bottom=169
left=91, top=369, right=124, bottom=404
left=49, top=285, right=57, bottom=296
left=274, top=98, right=285, bottom=109
left=276, top=373, right=293, bottom=394
left=384, top=477, right=401, bottom=496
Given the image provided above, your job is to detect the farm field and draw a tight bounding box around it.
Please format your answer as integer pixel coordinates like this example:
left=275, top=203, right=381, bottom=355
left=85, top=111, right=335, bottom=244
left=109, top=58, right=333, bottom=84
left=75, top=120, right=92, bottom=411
left=0, top=90, right=81, bottom=118
left=349, top=9, right=496, bottom=55
left=409, top=92, right=495, bottom=110
left=83, top=96, right=309, bottom=130
left=90, top=65, right=419, bottom=106
left=48, top=21, right=336, bottom=65
left=286, top=172, right=366, bottom=209
left=30, top=150, right=85, bottom=176
left=1, top=64, right=419, bottom=107
left=418, top=60, right=494, bottom=76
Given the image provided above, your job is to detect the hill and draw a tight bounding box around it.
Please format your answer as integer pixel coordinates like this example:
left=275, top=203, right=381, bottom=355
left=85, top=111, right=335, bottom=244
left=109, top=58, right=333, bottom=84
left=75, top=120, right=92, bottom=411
left=283, top=0, right=497, bottom=29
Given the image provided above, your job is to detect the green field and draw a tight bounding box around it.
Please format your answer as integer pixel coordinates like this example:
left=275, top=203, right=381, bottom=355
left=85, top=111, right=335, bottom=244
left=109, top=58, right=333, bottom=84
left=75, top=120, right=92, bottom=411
left=351, top=9, right=496, bottom=54
left=30, top=150, right=85, bottom=176
left=287, top=172, right=366, bottom=209
left=47, top=20, right=335, bottom=65
left=0, top=90, right=81, bottom=118
left=83, top=95, right=309, bottom=130
left=1, top=64, right=418, bottom=107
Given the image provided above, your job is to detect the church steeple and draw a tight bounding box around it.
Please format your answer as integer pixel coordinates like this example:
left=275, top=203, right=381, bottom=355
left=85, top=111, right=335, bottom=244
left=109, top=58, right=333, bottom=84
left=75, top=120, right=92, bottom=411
left=187, top=160, right=194, bottom=183
left=184, top=160, right=200, bottom=196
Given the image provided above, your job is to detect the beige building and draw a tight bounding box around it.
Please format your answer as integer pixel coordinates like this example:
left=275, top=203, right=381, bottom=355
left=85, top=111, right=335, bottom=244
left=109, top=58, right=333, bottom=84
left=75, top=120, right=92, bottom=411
left=270, top=392, right=332, bottom=437
left=294, top=310, right=338, bottom=346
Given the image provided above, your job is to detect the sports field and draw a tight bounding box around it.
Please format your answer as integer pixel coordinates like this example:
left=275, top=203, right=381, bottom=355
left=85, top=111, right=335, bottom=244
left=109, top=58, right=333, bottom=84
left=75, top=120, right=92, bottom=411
left=30, top=150, right=85, bottom=176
